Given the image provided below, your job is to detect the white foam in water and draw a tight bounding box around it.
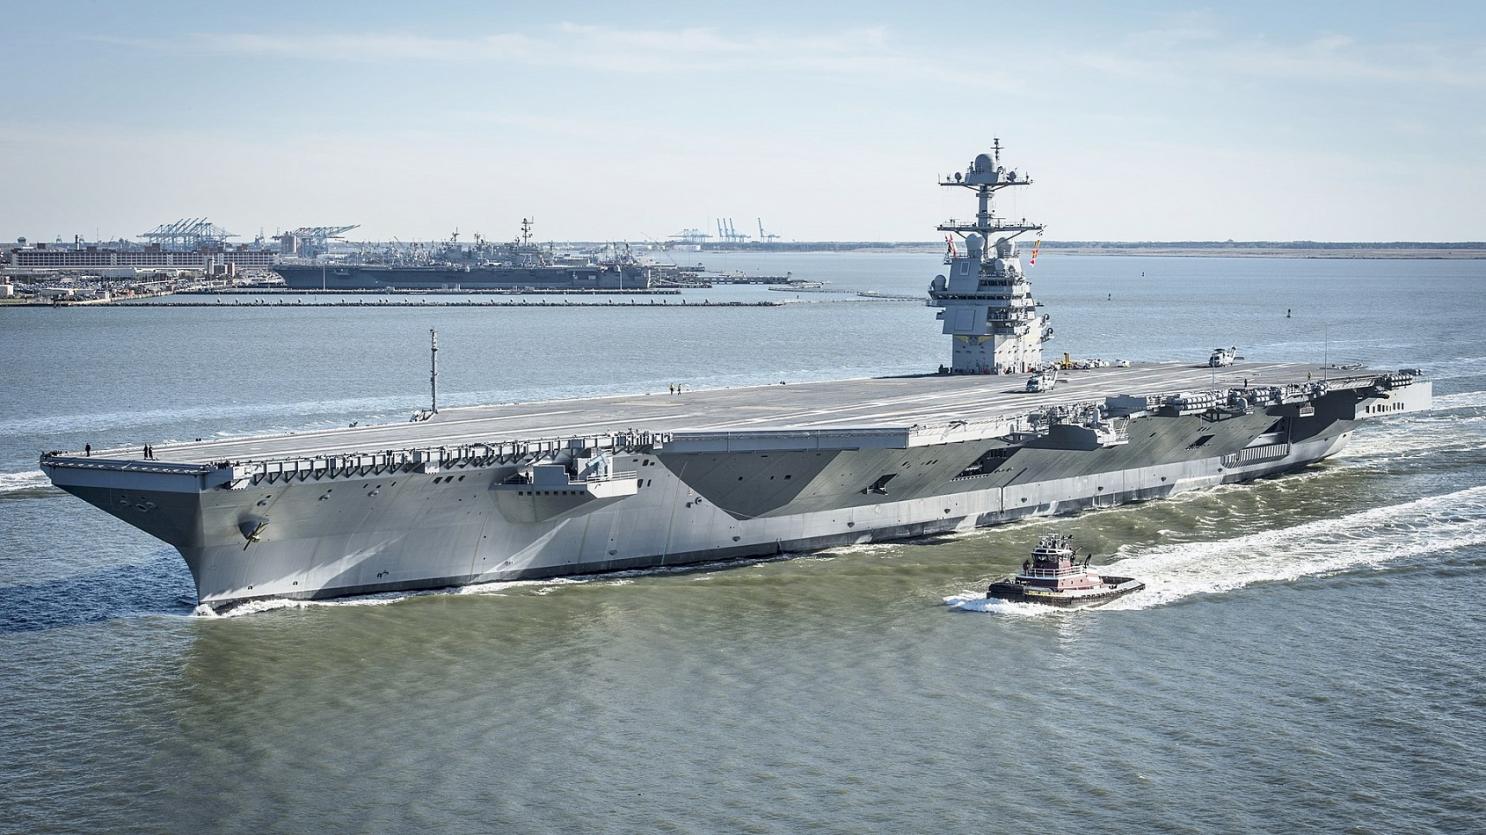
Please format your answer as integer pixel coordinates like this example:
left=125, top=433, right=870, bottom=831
left=458, top=577, right=584, bottom=596
left=1431, top=390, right=1486, bottom=410
left=942, top=593, right=1061, bottom=617
left=1098, top=483, right=1486, bottom=610
left=194, top=554, right=807, bottom=617
left=822, top=542, right=907, bottom=557
left=946, top=484, right=1486, bottom=616
left=1339, top=389, right=1486, bottom=462
left=0, top=470, right=52, bottom=495
left=197, top=592, right=415, bottom=618
left=195, top=577, right=583, bottom=617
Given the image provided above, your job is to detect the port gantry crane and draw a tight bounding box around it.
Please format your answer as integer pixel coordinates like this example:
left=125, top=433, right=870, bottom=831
left=667, top=228, right=712, bottom=245
left=714, top=218, right=750, bottom=245
left=275, top=225, right=359, bottom=258
left=140, top=218, right=237, bottom=250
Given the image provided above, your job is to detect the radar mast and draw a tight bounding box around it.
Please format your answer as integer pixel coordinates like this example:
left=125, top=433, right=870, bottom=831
left=927, top=141, right=1051, bottom=375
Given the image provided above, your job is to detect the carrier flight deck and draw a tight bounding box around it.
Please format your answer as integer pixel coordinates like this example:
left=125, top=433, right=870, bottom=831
left=104, top=361, right=1347, bottom=467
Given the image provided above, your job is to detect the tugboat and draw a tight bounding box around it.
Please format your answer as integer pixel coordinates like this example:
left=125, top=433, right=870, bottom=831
left=986, top=534, right=1144, bottom=608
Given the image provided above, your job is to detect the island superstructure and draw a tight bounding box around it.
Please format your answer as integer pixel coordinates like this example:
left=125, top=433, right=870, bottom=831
left=39, top=144, right=1432, bottom=610
left=929, top=140, right=1050, bottom=375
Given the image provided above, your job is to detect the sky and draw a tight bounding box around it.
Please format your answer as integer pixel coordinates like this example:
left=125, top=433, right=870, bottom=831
left=1, top=1, right=1483, bottom=243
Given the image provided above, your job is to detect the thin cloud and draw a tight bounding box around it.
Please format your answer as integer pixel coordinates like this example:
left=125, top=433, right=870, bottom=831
left=87, top=23, right=970, bottom=82
left=86, top=31, right=539, bottom=63
left=1073, top=27, right=1486, bottom=88
left=1211, top=34, right=1486, bottom=87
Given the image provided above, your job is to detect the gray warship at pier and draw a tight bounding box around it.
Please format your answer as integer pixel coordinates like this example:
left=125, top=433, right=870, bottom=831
left=275, top=219, right=652, bottom=291
left=40, top=145, right=1431, bottom=611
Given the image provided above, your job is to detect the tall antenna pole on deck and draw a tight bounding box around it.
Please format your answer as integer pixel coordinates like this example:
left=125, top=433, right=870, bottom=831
left=430, top=329, right=439, bottom=414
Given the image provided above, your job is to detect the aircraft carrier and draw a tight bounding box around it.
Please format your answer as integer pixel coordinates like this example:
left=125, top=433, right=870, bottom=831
left=39, top=145, right=1432, bottom=610
left=275, top=220, right=652, bottom=291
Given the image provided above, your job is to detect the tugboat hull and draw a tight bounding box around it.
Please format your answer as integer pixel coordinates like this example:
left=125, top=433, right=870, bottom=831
left=987, top=576, right=1145, bottom=608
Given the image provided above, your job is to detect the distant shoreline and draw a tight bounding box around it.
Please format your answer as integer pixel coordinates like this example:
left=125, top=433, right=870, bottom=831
left=1049, top=247, right=1486, bottom=260
left=660, top=241, right=1486, bottom=259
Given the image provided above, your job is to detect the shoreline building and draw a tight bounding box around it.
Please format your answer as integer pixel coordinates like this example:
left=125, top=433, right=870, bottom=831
left=5, top=219, right=275, bottom=275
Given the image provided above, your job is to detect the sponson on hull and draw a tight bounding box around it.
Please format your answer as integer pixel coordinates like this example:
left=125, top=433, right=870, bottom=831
left=39, top=142, right=1433, bottom=611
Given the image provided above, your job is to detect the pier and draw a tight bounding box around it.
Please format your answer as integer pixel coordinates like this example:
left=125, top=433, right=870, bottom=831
left=102, top=299, right=783, bottom=308
left=178, top=287, right=683, bottom=296
left=767, top=286, right=923, bottom=301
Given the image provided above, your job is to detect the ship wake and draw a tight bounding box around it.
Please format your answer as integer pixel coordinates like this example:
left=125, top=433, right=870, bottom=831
left=947, top=483, right=1486, bottom=614
left=0, top=470, right=53, bottom=498
left=192, top=554, right=807, bottom=618
left=1338, top=389, right=1486, bottom=463
left=942, top=595, right=1063, bottom=616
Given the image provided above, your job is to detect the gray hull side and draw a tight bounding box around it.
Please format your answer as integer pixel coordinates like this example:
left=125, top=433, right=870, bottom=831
left=57, top=398, right=1369, bottom=608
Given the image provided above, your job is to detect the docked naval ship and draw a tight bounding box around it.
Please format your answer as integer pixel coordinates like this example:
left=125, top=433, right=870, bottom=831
left=275, top=219, right=652, bottom=291
left=40, top=144, right=1431, bottom=611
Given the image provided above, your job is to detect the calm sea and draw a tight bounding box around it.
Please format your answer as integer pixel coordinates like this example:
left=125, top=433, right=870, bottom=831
left=2, top=252, right=1483, bottom=833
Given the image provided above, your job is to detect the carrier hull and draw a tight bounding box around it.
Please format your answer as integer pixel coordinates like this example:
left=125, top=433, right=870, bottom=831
left=39, top=366, right=1430, bottom=609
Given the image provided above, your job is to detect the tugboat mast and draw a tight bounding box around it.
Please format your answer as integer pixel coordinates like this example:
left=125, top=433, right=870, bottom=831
left=928, top=140, right=1050, bottom=375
